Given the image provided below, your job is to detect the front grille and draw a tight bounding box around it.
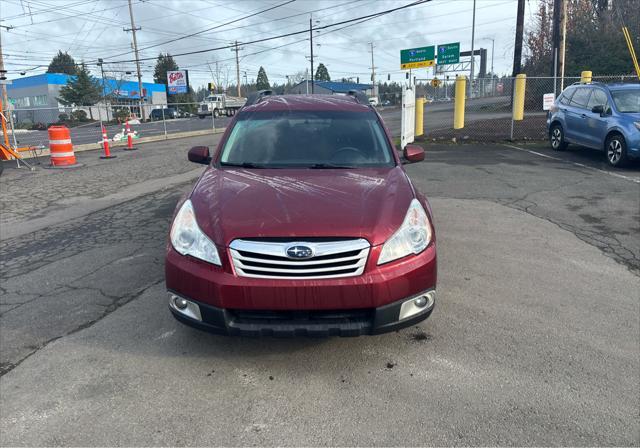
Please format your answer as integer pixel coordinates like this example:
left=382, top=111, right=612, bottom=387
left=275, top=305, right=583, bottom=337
left=229, top=238, right=370, bottom=279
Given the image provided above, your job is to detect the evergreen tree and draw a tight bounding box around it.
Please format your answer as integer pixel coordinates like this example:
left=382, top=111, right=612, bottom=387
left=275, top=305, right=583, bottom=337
left=153, top=53, right=179, bottom=85
left=47, top=51, right=78, bottom=75
left=57, top=64, right=102, bottom=119
left=314, top=63, right=331, bottom=81
left=256, top=66, right=270, bottom=90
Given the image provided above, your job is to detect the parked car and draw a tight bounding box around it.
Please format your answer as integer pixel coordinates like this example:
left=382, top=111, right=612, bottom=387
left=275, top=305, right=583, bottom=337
left=166, top=92, right=437, bottom=336
left=547, top=82, right=640, bottom=166
left=368, top=97, right=379, bottom=107
left=382, top=100, right=392, bottom=106
left=150, top=107, right=179, bottom=121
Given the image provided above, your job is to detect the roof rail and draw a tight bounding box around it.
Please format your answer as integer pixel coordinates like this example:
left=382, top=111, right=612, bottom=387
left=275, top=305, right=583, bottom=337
left=346, top=89, right=370, bottom=106
left=244, top=90, right=273, bottom=107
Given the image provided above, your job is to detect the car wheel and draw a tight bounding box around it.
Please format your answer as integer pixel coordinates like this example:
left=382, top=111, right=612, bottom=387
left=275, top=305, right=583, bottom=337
left=549, top=124, right=568, bottom=151
left=605, top=134, right=628, bottom=167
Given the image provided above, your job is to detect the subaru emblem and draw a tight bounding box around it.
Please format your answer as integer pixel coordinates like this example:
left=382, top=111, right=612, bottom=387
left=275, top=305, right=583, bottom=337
left=286, top=245, right=314, bottom=259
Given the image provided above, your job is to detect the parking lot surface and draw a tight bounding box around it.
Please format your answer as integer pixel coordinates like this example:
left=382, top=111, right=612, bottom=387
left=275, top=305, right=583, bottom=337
left=1, top=136, right=638, bottom=445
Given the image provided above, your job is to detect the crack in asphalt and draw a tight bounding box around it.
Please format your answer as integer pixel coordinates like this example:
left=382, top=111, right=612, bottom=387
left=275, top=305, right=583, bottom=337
left=0, top=278, right=164, bottom=377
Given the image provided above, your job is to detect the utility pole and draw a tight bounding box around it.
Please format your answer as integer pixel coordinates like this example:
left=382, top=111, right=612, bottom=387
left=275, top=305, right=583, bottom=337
left=551, top=0, right=561, bottom=95
left=125, top=0, right=145, bottom=120
left=0, top=26, right=10, bottom=116
left=369, top=42, right=377, bottom=98
left=559, top=0, right=567, bottom=90
left=469, top=0, right=477, bottom=98
left=231, top=41, right=242, bottom=97
left=512, top=0, right=525, bottom=77
left=309, top=16, right=314, bottom=94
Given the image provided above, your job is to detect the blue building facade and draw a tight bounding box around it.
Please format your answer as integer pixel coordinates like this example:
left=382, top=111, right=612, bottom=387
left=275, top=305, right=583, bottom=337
left=7, top=73, right=167, bottom=124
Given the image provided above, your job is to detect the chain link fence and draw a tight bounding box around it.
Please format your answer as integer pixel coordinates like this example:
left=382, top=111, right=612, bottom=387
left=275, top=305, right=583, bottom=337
left=1, top=102, right=231, bottom=154
left=417, top=75, right=638, bottom=142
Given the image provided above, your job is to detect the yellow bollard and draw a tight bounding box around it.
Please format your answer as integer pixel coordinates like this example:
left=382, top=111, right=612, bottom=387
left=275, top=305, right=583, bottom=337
left=454, top=75, right=466, bottom=130
left=581, top=70, right=592, bottom=83
left=415, top=97, right=425, bottom=137
left=512, top=74, right=526, bottom=121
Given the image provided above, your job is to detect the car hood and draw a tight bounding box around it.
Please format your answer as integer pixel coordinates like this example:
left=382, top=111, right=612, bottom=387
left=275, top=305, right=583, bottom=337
left=190, top=166, right=415, bottom=247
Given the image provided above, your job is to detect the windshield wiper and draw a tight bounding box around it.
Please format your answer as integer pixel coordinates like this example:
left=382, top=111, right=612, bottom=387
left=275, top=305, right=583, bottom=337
left=308, top=163, right=353, bottom=169
left=220, top=162, right=267, bottom=169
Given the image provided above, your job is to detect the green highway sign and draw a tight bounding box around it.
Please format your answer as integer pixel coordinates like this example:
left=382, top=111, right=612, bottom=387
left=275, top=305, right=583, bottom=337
left=400, top=46, right=435, bottom=69
left=437, top=42, right=460, bottom=65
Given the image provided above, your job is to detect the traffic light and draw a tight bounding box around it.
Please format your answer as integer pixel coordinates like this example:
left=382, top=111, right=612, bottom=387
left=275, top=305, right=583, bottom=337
left=208, top=82, right=215, bottom=92
left=356, top=77, right=360, bottom=83
left=388, top=74, right=391, bottom=81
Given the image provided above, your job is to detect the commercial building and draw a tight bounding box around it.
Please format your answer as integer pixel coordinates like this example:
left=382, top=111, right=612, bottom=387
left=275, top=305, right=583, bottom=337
left=6, top=73, right=167, bottom=124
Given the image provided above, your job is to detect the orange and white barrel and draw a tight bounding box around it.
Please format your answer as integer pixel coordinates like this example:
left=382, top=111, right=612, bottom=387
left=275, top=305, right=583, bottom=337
left=48, top=125, right=76, bottom=166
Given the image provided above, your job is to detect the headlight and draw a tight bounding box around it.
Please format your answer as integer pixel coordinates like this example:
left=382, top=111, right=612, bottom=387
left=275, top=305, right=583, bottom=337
left=170, top=199, right=221, bottom=266
left=378, top=199, right=432, bottom=265
left=634, top=121, right=640, bottom=131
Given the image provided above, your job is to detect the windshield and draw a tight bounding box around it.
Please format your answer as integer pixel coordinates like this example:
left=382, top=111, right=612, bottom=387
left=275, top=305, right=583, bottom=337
left=611, top=89, right=640, bottom=113
left=219, top=110, right=394, bottom=168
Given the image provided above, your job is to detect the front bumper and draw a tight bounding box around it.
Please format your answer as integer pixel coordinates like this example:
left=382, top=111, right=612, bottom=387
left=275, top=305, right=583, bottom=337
left=168, top=289, right=435, bottom=337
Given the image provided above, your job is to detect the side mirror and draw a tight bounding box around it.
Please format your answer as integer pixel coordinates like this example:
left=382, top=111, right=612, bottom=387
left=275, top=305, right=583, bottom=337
left=403, top=144, right=425, bottom=163
left=188, top=146, right=211, bottom=165
left=591, top=105, right=605, bottom=115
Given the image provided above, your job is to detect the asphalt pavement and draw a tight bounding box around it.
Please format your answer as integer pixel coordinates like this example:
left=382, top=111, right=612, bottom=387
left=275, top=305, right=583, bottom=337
left=1, top=133, right=639, bottom=445
left=11, top=116, right=233, bottom=148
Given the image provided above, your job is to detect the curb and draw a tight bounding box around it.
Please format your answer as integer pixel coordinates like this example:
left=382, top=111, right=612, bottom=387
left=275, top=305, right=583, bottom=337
left=14, top=128, right=225, bottom=160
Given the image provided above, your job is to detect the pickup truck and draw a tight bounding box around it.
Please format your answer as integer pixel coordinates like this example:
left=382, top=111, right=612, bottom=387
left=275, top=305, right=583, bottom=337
left=198, top=94, right=246, bottom=118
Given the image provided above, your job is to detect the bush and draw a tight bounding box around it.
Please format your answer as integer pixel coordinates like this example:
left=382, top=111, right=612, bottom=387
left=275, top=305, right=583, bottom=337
left=70, top=110, right=88, bottom=122
left=58, top=113, right=70, bottom=123
left=30, top=122, right=47, bottom=131
left=113, top=108, right=130, bottom=122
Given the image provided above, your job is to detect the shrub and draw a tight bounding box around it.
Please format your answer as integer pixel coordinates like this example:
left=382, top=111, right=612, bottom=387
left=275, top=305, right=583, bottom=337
left=58, top=113, right=70, bottom=123
left=70, top=109, right=88, bottom=122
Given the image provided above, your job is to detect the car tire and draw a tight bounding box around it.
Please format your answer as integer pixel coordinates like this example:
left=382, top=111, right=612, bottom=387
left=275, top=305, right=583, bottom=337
left=605, top=134, right=628, bottom=167
left=549, top=124, right=568, bottom=151
left=198, top=115, right=205, bottom=119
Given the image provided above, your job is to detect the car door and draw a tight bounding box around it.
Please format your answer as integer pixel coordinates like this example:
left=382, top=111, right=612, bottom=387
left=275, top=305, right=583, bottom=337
left=584, top=88, right=610, bottom=149
left=564, top=87, right=592, bottom=145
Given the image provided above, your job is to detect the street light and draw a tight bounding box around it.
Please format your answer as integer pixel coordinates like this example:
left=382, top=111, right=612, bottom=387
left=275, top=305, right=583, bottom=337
left=481, top=37, right=495, bottom=95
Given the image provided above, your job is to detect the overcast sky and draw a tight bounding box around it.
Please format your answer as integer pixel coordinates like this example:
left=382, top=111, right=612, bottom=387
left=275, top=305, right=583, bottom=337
left=2, top=0, right=535, bottom=88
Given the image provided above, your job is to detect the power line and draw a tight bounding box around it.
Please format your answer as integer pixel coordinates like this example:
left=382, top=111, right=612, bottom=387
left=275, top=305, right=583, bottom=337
left=103, top=0, right=431, bottom=65
left=102, top=0, right=298, bottom=60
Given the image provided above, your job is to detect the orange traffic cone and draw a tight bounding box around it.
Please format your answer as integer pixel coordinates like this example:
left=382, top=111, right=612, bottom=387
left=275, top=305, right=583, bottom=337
left=123, top=121, right=138, bottom=151
left=100, top=125, right=116, bottom=159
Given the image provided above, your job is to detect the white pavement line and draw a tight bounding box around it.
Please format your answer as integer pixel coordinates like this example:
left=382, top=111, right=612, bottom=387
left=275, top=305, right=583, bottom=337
left=1, top=167, right=204, bottom=241
left=501, top=143, right=640, bottom=184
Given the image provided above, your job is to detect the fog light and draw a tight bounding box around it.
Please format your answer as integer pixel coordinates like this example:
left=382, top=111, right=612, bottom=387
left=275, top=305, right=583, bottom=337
left=168, top=293, right=202, bottom=321
left=174, top=296, right=189, bottom=309
left=399, top=290, right=435, bottom=320
left=414, top=296, right=428, bottom=308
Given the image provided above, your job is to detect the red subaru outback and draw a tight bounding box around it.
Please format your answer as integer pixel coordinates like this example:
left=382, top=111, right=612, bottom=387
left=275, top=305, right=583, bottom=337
left=165, top=91, right=437, bottom=336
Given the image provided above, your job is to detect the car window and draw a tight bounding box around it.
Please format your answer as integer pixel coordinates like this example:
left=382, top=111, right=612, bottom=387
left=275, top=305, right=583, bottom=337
left=559, top=89, right=574, bottom=105
left=569, top=88, right=591, bottom=109
left=611, top=89, right=640, bottom=113
left=586, top=89, right=608, bottom=110
left=219, top=110, right=395, bottom=168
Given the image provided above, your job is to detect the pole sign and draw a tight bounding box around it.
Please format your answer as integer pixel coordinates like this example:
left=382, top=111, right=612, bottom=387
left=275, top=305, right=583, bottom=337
left=543, top=93, right=555, bottom=110
left=400, top=46, right=435, bottom=69
left=437, top=42, right=460, bottom=65
left=167, top=70, right=188, bottom=95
